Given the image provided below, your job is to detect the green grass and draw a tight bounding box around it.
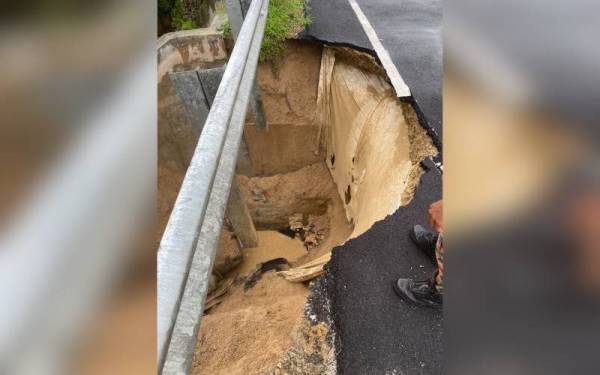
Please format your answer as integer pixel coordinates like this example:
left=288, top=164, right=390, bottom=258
left=261, top=0, right=311, bottom=68
left=219, top=0, right=311, bottom=69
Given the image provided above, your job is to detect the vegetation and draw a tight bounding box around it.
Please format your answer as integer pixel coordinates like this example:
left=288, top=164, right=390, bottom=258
left=160, top=0, right=311, bottom=67
left=218, top=21, right=232, bottom=39
left=218, top=0, right=310, bottom=69
left=261, top=0, right=311, bottom=68
left=158, top=0, right=200, bottom=33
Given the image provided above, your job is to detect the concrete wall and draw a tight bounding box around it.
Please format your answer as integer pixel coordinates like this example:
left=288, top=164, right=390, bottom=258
left=157, top=28, right=227, bottom=238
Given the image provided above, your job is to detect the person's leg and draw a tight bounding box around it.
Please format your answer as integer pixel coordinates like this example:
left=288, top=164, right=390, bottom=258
left=393, top=278, right=442, bottom=308
left=394, top=201, right=444, bottom=308
left=393, top=234, right=444, bottom=308
left=410, top=224, right=438, bottom=262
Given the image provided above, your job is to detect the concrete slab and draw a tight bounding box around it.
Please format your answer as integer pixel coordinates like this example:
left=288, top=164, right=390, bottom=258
left=198, top=66, right=226, bottom=106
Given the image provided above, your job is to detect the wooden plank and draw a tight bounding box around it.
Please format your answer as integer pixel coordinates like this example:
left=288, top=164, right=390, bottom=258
left=277, top=252, right=332, bottom=282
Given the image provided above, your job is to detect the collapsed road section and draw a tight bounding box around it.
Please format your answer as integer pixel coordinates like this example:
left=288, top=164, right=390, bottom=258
left=192, top=43, right=439, bottom=375
left=158, top=0, right=442, bottom=374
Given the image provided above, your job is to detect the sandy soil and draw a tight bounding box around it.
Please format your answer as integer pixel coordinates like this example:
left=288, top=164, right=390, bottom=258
left=192, top=273, right=309, bottom=375
left=237, top=163, right=346, bottom=230
left=244, top=41, right=324, bottom=175
left=319, top=47, right=438, bottom=237
left=198, top=165, right=349, bottom=374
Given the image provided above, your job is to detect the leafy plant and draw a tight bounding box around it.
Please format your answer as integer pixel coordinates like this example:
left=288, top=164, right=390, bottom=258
left=218, top=21, right=233, bottom=39
left=159, top=0, right=175, bottom=17
left=176, top=18, right=199, bottom=30
left=159, top=0, right=200, bottom=32
left=171, top=0, right=199, bottom=30
left=261, top=0, right=311, bottom=69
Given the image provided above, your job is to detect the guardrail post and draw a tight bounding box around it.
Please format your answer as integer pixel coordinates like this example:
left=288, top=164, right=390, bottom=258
left=226, top=179, right=258, bottom=248
left=169, top=68, right=258, bottom=246
left=226, top=0, right=268, bottom=131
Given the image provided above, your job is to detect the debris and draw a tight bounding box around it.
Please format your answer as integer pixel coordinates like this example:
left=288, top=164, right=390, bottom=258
left=289, top=213, right=304, bottom=232
left=288, top=213, right=328, bottom=250
left=236, top=231, right=307, bottom=276
left=237, top=163, right=334, bottom=229
left=278, top=253, right=332, bottom=283
left=244, top=258, right=290, bottom=291
left=269, top=321, right=335, bottom=375
left=204, top=278, right=235, bottom=313
left=271, top=277, right=338, bottom=375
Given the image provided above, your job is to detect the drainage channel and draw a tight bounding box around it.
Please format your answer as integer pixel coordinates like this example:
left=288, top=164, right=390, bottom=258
left=157, top=39, right=438, bottom=374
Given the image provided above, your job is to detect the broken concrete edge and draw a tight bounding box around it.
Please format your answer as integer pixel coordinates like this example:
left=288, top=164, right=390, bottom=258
left=304, top=275, right=339, bottom=372
left=346, top=0, right=411, bottom=98
left=400, top=96, right=443, bottom=156
left=298, top=35, right=443, bottom=159
left=322, top=262, right=343, bottom=361
left=298, top=34, right=378, bottom=60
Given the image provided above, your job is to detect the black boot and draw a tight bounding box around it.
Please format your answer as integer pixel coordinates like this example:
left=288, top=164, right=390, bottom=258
left=409, top=224, right=438, bottom=262
left=393, top=278, right=442, bottom=308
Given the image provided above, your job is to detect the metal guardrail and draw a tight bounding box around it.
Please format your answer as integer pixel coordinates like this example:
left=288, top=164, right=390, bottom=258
left=157, top=0, right=269, bottom=373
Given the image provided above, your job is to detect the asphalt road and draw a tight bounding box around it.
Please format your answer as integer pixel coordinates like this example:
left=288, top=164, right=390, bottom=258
left=326, top=160, right=443, bottom=375
left=301, top=0, right=442, bottom=149
left=301, top=1, right=444, bottom=373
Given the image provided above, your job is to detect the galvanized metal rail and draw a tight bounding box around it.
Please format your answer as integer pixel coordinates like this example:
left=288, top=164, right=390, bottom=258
left=157, top=0, right=269, bottom=373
